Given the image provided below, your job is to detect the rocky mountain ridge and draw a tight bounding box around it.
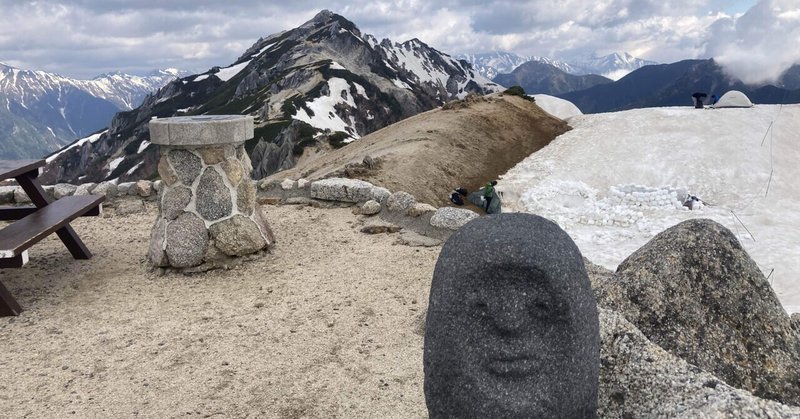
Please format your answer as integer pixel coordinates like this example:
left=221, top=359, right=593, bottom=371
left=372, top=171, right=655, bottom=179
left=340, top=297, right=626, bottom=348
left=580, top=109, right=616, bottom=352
left=41, top=10, right=500, bottom=185
left=0, top=63, right=185, bottom=159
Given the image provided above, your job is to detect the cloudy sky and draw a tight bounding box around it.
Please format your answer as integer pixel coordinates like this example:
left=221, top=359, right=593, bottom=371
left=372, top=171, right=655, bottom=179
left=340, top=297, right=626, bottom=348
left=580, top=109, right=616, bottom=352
left=0, top=0, right=798, bottom=84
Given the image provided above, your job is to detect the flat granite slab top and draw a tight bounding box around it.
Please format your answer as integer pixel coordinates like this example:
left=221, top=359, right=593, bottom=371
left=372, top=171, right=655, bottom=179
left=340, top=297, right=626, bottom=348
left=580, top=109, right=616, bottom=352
left=149, top=115, right=255, bottom=146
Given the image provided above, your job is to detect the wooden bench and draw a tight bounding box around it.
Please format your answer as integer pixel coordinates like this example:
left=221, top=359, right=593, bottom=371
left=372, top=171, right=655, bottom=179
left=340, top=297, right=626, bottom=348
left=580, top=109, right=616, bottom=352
left=0, top=159, right=104, bottom=316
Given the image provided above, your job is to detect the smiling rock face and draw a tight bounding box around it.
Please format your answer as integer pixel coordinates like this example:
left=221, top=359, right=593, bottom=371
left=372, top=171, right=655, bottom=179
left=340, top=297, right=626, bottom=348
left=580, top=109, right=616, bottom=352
left=423, top=213, right=600, bottom=418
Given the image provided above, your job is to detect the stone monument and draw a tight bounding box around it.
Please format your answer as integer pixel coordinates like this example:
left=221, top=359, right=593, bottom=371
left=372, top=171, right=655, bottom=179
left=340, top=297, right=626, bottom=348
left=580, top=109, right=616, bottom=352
left=423, top=213, right=599, bottom=418
left=147, top=115, right=274, bottom=270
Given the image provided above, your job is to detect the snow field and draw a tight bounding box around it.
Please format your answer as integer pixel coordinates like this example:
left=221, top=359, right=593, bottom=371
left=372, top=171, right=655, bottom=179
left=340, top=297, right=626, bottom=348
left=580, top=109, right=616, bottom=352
left=500, top=105, right=800, bottom=314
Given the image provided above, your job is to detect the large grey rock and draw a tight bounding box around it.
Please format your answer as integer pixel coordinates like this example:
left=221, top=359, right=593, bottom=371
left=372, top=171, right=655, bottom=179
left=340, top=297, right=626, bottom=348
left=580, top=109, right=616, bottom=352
left=92, top=181, right=118, bottom=198
left=165, top=212, right=208, bottom=268
left=791, top=313, right=800, bottom=335
left=599, top=308, right=800, bottom=417
left=167, top=149, right=202, bottom=185
left=209, top=215, right=267, bottom=256
left=73, top=183, right=97, bottom=196
left=310, top=178, right=375, bottom=202
left=424, top=213, right=599, bottom=418
left=53, top=183, right=77, bottom=199
left=429, top=207, right=479, bottom=230
left=195, top=167, right=232, bottom=221
left=600, top=219, right=800, bottom=406
left=385, top=191, right=416, bottom=213
left=161, top=186, right=192, bottom=220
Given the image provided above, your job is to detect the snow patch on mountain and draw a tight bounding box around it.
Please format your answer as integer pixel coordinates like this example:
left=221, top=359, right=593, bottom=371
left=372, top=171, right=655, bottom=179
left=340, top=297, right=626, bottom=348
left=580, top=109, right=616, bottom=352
left=45, top=130, right=107, bottom=164
left=293, top=77, right=360, bottom=137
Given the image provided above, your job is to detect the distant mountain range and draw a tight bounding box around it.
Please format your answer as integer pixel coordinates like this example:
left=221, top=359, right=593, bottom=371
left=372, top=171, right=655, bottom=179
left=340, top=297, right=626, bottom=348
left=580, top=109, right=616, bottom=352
left=0, top=64, right=186, bottom=159
left=458, top=51, right=657, bottom=80
left=41, top=10, right=500, bottom=184
left=492, top=61, right=613, bottom=96
left=559, top=59, right=800, bottom=114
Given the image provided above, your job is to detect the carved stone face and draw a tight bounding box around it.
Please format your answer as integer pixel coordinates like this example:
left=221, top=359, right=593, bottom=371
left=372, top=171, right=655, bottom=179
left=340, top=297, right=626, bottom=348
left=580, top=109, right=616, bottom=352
left=424, top=213, right=599, bottom=418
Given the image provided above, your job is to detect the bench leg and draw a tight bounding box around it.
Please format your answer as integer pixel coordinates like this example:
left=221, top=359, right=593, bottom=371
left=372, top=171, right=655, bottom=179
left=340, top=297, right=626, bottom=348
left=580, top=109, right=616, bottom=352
left=0, top=280, right=23, bottom=316
left=16, top=170, right=93, bottom=260
left=56, top=225, right=92, bottom=259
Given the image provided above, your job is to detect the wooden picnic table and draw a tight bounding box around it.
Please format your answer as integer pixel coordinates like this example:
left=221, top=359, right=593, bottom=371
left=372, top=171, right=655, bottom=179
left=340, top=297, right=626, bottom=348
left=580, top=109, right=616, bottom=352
left=0, top=159, right=104, bottom=316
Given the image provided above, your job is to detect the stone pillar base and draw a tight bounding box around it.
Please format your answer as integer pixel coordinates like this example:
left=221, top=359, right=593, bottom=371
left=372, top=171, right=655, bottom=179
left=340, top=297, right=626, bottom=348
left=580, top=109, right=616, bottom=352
left=147, top=116, right=273, bottom=271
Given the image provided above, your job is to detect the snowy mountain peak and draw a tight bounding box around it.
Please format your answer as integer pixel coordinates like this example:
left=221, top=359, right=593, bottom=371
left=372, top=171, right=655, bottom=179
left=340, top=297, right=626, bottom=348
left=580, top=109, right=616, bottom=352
left=571, top=52, right=659, bottom=80
left=43, top=10, right=500, bottom=183
left=460, top=51, right=658, bottom=81
left=0, top=63, right=186, bottom=159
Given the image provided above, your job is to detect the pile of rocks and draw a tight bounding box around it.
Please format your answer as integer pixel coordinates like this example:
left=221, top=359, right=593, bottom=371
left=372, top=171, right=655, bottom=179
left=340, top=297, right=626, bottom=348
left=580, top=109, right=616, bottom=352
left=260, top=177, right=481, bottom=242
left=0, top=179, right=160, bottom=205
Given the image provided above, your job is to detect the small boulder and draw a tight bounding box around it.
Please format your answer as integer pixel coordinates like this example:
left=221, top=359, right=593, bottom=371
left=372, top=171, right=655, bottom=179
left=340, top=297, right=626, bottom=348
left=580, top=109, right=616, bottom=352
left=281, top=178, right=296, bottom=190
left=117, top=182, right=135, bottom=195
left=386, top=191, right=416, bottom=213
left=360, top=200, right=381, bottom=216
left=0, top=186, right=16, bottom=204
left=408, top=203, right=436, bottom=217
left=74, top=183, right=97, bottom=196
left=53, top=183, right=77, bottom=199
left=92, top=181, right=118, bottom=198
left=133, top=180, right=153, bottom=197
left=429, top=207, right=479, bottom=230
left=13, top=187, right=31, bottom=204
left=115, top=199, right=146, bottom=216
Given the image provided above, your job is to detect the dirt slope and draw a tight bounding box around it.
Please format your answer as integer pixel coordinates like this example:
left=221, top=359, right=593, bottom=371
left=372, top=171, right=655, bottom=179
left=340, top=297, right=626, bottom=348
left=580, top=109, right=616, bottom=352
left=270, top=93, right=570, bottom=206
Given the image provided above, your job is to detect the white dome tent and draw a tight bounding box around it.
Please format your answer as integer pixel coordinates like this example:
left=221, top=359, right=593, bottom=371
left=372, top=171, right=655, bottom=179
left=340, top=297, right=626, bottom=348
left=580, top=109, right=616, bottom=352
left=713, top=90, right=754, bottom=108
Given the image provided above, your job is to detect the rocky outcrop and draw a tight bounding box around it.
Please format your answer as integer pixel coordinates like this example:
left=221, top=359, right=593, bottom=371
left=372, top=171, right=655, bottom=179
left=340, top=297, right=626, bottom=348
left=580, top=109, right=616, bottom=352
left=598, top=308, right=800, bottom=417
left=595, top=219, right=800, bottom=406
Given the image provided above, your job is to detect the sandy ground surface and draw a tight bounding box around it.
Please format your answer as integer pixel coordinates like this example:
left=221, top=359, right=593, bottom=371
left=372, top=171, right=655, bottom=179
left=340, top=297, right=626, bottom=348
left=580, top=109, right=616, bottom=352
left=0, top=202, right=438, bottom=418
left=272, top=94, right=569, bottom=207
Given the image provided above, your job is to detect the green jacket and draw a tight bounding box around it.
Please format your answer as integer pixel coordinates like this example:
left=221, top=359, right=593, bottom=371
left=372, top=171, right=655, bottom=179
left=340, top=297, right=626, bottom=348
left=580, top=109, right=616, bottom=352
left=483, top=183, right=494, bottom=198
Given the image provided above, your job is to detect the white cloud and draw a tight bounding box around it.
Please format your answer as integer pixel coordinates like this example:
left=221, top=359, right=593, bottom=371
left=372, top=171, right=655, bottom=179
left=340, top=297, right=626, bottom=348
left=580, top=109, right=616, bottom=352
left=705, top=0, right=800, bottom=84
left=0, top=0, right=797, bottom=86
